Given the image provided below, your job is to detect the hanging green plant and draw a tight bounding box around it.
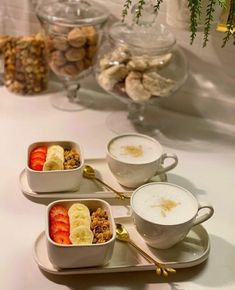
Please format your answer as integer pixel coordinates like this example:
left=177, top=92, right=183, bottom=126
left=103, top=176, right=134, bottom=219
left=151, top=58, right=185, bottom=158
left=221, top=0, right=235, bottom=46
left=122, top=0, right=235, bottom=47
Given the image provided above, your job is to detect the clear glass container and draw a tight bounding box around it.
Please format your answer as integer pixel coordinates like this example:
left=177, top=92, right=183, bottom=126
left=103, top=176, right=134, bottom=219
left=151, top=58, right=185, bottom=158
left=3, top=34, right=48, bottom=95
left=36, top=0, right=108, bottom=111
left=0, top=36, right=9, bottom=85
left=95, top=2, right=188, bottom=131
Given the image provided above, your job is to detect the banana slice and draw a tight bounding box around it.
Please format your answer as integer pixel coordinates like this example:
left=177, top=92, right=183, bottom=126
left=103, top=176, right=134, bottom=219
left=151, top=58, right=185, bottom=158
left=47, top=152, right=64, bottom=164
left=46, top=145, right=64, bottom=163
left=69, top=225, right=94, bottom=244
left=68, top=203, right=90, bottom=218
left=70, top=215, right=91, bottom=229
left=43, top=155, right=64, bottom=171
left=69, top=211, right=91, bottom=225
left=43, top=145, right=65, bottom=171
left=47, top=145, right=64, bottom=156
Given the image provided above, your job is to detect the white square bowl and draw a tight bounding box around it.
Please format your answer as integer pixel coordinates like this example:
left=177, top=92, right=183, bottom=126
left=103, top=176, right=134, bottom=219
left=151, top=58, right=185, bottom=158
left=26, top=141, right=84, bottom=193
left=46, top=199, right=116, bottom=269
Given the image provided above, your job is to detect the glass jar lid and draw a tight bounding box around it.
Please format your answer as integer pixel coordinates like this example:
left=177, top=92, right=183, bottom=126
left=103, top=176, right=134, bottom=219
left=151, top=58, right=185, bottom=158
left=36, top=0, right=109, bottom=27
left=109, top=2, right=176, bottom=55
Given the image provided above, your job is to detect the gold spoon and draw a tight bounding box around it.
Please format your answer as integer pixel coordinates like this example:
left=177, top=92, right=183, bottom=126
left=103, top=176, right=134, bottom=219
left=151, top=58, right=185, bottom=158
left=83, top=164, right=129, bottom=200
left=116, top=223, right=176, bottom=276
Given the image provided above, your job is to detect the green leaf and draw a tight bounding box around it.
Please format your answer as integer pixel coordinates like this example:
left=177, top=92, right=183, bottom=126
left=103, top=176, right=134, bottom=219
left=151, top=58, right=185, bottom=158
left=122, top=0, right=132, bottom=22
left=188, top=0, right=202, bottom=44
left=222, top=0, right=235, bottom=47
left=135, top=0, right=146, bottom=23
left=218, top=0, right=227, bottom=8
left=203, top=0, right=217, bottom=47
left=154, top=0, right=164, bottom=12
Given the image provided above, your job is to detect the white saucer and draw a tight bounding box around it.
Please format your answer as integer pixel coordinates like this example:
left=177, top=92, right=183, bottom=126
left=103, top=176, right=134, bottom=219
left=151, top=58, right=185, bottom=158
left=33, top=216, right=210, bottom=275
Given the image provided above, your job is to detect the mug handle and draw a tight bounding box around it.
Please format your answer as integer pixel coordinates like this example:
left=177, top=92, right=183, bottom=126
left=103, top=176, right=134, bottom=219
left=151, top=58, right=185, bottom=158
left=156, top=153, right=178, bottom=174
left=193, top=201, right=214, bottom=226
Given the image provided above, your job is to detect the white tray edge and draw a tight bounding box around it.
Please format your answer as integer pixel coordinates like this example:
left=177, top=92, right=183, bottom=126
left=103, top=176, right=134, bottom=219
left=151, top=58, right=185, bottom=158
left=33, top=216, right=210, bottom=275
left=19, top=158, right=166, bottom=204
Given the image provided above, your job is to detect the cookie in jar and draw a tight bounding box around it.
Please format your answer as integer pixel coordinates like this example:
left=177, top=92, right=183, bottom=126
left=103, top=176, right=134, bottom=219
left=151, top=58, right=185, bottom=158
left=95, top=21, right=188, bottom=103
left=45, top=25, right=99, bottom=79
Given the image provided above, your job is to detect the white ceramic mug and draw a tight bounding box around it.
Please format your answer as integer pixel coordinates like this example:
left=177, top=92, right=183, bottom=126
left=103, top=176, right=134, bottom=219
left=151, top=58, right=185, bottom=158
left=106, top=133, right=178, bottom=188
left=131, top=182, right=214, bottom=249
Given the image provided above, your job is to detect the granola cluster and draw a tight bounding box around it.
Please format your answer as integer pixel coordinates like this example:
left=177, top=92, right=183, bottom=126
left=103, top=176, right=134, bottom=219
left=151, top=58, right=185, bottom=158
left=64, top=149, right=81, bottom=170
left=90, top=208, right=112, bottom=244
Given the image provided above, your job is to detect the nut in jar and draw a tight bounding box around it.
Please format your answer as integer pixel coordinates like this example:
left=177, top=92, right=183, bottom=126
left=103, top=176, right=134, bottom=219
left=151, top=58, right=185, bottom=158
left=0, top=35, right=10, bottom=54
left=3, top=33, right=48, bottom=95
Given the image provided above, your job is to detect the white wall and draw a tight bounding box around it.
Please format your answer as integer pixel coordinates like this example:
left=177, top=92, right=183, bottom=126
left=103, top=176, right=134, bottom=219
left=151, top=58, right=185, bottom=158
left=0, top=0, right=40, bottom=35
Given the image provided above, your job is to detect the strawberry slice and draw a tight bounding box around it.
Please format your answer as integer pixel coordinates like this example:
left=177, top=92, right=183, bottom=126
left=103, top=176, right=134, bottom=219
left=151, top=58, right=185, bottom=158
left=30, top=152, right=46, bottom=161
left=52, top=230, right=71, bottom=244
left=50, top=221, right=70, bottom=235
left=30, top=158, right=44, bottom=171
left=32, top=146, right=47, bottom=154
left=49, top=205, right=68, bottom=219
left=52, top=214, right=69, bottom=224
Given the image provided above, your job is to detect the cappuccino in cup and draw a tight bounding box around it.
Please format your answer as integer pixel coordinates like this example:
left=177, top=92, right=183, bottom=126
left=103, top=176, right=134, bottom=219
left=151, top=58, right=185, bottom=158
left=131, top=182, right=214, bottom=249
left=132, top=183, right=197, bottom=225
left=108, top=134, right=162, bottom=164
left=106, top=133, right=178, bottom=188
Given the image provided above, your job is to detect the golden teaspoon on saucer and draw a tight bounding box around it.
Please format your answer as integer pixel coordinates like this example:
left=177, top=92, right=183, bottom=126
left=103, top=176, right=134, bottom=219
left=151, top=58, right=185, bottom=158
left=116, top=223, right=176, bottom=276
left=82, top=164, right=130, bottom=200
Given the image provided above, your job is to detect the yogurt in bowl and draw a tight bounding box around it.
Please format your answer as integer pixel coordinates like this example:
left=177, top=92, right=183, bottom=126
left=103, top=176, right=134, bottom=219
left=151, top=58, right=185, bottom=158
left=46, top=198, right=116, bottom=268
left=26, top=140, right=84, bottom=193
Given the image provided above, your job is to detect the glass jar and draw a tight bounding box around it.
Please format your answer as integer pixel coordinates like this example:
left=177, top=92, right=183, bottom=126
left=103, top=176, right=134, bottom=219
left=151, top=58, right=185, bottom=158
left=3, top=34, right=48, bottom=95
left=0, top=36, right=9, bottom=85
left=36, top=0, right=109, bottom=111
left=95, top=2, right=188, bottom=127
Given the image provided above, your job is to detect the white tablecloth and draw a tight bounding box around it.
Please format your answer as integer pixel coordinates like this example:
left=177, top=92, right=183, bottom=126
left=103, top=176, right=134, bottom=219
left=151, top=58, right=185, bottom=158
left=0, top=74, right=235, bottom=290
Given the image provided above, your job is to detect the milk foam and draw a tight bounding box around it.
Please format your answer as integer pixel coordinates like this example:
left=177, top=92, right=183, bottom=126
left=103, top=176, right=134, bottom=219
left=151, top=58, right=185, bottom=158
left=108, top=135, right=161, bottom=164
left=132, top=183, right=198, bottom=225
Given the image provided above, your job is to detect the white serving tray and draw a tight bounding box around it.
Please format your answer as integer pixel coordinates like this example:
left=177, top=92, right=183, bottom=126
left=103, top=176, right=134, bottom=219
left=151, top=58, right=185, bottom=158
left=33, top=216, right=210, bottom=275
left=19, top=158, right=167, bottom=204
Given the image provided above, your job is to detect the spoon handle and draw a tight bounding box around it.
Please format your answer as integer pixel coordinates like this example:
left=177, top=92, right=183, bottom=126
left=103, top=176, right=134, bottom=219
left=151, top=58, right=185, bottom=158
left=128, top=239, right=161, bottom=266
left=94, top=177, right=127, bottom=199
left=128, top=239, right=176, bottom=276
